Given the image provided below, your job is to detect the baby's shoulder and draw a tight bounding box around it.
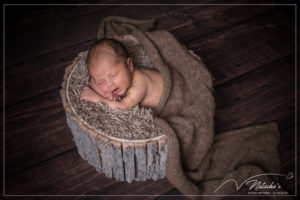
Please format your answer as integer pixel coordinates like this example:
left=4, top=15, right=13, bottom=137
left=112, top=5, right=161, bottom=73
left=134, top=68, right=149, bottom=80
left=131, top=69, right=149, bottom=88
left=137, top=68, right=155, bottom=79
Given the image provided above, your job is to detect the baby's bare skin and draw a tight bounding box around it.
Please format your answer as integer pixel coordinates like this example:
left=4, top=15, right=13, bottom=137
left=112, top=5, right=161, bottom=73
left=90, top=78, right=120, bottom=101
left=80, top=57, right=163, bottom=109
left=136, top=68, right=163, bottom=108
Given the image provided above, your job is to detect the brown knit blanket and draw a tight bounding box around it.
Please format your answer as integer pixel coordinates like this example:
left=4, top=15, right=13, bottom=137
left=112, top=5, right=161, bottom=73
left=97, top=16, right=287, bottom=199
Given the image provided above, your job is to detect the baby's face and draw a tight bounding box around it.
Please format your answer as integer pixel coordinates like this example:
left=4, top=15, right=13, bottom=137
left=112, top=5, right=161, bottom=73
left=89, top=58, right=133, bottom=97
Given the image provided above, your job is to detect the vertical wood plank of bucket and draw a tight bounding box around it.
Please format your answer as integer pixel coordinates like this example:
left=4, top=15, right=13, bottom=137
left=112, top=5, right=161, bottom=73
left=110, top=140, right=125, bottom=181
left=86, top=135, right=102, bottom=173
left=97, top=135, right=113, bottom=178
left=66, top=114, right=102, bottom=173
left=146, top=140, right=159, bottom=181
left=158, top=137, right=167, bottom=178
left=66, top=115, right=86, bottom=160
left=134, top=142, right=147, bottom=181
left=122, top=143, right=135, bottom=183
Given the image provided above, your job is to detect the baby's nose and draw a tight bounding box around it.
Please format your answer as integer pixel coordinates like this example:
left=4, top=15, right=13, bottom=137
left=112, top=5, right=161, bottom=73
left=107, top=81, right=115, bottom=89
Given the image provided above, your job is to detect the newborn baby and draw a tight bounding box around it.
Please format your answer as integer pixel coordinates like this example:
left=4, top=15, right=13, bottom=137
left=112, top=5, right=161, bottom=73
left=80, top=38, right=163, bottom=109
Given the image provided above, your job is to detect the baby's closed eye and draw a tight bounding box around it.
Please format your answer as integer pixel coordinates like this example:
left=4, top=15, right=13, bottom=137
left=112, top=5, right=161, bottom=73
left=98, top=80, right=105, bottom=85
left=110, top=72, right=118, bottom=78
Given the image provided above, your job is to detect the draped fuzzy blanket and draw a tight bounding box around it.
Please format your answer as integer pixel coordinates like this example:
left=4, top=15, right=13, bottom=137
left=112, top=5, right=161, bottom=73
left=97, top=16, right=287, bottom=199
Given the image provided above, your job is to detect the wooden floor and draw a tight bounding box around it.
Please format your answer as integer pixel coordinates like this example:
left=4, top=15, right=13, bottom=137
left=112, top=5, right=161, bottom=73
left=3, top=1, right=297, bottom=199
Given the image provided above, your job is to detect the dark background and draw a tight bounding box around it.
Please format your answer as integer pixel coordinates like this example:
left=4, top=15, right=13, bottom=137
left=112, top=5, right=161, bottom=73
left=2, top=0, right=297, bottom=199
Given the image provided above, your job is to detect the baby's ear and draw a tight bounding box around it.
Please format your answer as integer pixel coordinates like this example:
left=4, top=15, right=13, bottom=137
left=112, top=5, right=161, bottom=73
left=127, top=57, right=134, bottom=72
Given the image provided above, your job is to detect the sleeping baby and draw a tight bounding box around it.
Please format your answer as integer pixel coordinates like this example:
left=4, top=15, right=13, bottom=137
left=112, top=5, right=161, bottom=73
left=80, top=38, right=163, bottom=109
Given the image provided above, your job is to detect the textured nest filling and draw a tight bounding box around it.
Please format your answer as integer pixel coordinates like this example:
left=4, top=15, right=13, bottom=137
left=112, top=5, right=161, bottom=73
left=67, top=36, right=163, bottom=140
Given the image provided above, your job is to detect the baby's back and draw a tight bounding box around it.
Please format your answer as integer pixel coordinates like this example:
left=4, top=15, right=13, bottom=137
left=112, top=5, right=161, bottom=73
left=136, top=68, right=163, bottom=108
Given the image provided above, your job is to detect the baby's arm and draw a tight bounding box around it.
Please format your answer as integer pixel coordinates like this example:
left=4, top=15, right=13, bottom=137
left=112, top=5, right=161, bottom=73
left=80, top=86, right=103, bottom=103
left=97, top=83, right=147, bottom=109
left=80, top=86, right=119, bottom=103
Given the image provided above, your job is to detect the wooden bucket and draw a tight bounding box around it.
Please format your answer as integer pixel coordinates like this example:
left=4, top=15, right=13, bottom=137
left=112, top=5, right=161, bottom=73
left=60, top=41, right=167, bottom=183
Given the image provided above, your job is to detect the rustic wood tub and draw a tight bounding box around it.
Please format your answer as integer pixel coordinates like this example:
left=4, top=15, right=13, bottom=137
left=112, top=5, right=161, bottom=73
left=60, top=36, right=168, bottom=183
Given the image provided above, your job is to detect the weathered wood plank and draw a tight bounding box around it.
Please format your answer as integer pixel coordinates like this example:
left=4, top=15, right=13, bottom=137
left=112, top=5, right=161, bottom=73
left=155, top=188, right=185, bottom=199
left=146, top=140, right=160, bottom=181
left=214, top=54, right=295, bottom=133
left=93, top=178, right=173, bottom=197
left=134, top=142, right=147, bottom=181
left=5, top=149, right=111, bottom=195
left=110, top=140, right=125, bottom=181
left=187, top=9, right=294, bottom=86
left=122, top=143, right=135, bottom=183
left=279, top=126, right=296, bottom=165
left=97, top=135, right=113, bottom=179
left=6, top=5, right=197, bottom=66
left=66, top=114, right=102, bottom=172
left=3, top=40, right=92, bottom=106
left=5, top=90, right=75, bottom=176
left=155, top=2, right=276, bottom=43
left=7, top=0, right=223, bottom=37
left=3, top=7, right=293, bottom=106
left=277, top=126, right=296, bottom=195
left=279, top=127, right=300, bottom=194
left=158, top=137, right=167, bottom=178
left=6, top=4, right=114, bottom=35
left=66, top=115, right=87, bottom=161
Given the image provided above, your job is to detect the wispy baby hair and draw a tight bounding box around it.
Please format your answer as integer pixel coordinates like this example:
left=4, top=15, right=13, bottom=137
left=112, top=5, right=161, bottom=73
left=86, top=38, right=129, bottom=69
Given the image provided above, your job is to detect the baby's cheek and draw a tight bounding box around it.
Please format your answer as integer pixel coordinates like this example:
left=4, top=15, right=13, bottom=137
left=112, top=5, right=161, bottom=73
left=101, top=87, right=111, bottom=93
left=94, top=84, right=106, bottom=93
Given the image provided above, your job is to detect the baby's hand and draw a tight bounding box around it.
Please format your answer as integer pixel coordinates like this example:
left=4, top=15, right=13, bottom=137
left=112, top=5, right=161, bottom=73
left=80, top=86, right=102, bottom=103
left=110, top=93, right=121, bottom=101
left=100, top=92, right=121, bottom=101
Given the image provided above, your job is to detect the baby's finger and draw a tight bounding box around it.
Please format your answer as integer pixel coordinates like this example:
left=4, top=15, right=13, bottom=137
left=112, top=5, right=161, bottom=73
left=80, top=90, right=89, bottom=100
left=80, top=94, right=85, bottom=101
left=108, top=95, right=113, bottom=100
left=83, top=86, right=89, bottom=91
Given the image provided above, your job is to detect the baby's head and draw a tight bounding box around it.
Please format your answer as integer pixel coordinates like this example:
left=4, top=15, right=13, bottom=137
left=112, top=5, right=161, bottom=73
left=86, top=38, right=134, bottom=96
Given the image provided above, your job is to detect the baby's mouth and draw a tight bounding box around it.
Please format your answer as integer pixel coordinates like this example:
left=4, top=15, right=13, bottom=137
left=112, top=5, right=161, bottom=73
left=113, top=87, right=120, bottom=94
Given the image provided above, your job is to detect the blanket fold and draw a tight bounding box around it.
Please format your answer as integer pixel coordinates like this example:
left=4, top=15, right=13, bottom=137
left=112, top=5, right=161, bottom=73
left=97, top=16, right=287, bottom=199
